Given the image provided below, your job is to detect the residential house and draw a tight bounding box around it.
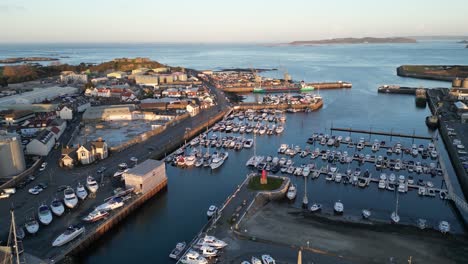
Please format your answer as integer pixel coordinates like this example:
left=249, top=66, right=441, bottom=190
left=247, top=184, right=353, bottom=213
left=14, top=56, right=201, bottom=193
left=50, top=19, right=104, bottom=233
left=135, top=75, right=159, bottom=87
left=60, top=147, right=78, bottom=168
left=186, top=104, right=200, bottom=117
left=25, top=130, right=56, bottom=156
left=76, top=139, right=109, bottom=165
left=57, top=106, right=73, bottom=120
left=121, top=92, right=138, bottom=103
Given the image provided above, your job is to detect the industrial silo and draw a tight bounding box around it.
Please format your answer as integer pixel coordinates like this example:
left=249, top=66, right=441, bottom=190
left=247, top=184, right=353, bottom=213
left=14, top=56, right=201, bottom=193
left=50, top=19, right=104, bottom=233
left=462, top=78, right=468, bottom=88
left=452, top=77, right=462, bottom=88
left=0, top=132, right=26, bottom=178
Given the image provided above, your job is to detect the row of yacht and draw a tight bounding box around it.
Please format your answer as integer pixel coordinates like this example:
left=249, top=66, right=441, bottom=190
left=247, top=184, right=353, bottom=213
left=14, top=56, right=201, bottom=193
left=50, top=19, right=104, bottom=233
left=190, top=134, right=254, bottom=151
left=225, top=109, right=286, bottom=124
left=175, top=235, right=228, bottom=263
left=243, top=254, right=276, bottom=264
left=23, top=176, right=99, bottom=236
left=211, top=121, right=285, bottom=135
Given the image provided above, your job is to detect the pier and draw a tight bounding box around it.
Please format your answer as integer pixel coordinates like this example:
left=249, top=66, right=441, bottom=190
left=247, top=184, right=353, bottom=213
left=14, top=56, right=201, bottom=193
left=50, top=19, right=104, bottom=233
left=234, top=100, right=323, bottom=111
left=330, top=127, right=432, bottom=140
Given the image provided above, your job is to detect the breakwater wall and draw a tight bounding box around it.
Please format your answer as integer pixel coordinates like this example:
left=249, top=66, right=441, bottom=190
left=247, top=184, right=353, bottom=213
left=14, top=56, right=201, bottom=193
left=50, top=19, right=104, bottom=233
left=397, top=66, right=454, bottom=82
left=377, top=86, right=419, bottom=95
left=427, top=89, right=468, bottom=200
left=234, top=100, right=323, bottom=111
left=220, top=82, right=351, bottom=93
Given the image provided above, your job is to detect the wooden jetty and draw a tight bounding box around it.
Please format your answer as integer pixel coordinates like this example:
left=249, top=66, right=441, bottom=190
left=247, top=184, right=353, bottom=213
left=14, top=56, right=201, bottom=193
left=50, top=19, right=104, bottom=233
left=330, top=127, right=432, bottom=140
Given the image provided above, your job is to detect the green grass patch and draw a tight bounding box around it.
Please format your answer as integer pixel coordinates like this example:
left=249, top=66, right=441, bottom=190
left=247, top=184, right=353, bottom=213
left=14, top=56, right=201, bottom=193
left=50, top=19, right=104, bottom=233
left=248, top=176, right=284, bottom=191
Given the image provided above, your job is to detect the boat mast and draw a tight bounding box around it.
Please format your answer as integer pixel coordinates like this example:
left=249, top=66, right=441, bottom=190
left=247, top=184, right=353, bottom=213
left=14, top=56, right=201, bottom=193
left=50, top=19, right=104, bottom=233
left=9, top=209, right=21, bottom=264
left=253, top=132, right=256, bottom=157
left=302, top=175, right=308, bottom=207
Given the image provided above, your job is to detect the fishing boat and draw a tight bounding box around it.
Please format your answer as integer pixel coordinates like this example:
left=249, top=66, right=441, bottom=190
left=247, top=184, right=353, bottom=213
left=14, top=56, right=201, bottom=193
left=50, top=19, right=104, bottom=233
left=206, top=205, right=218, bottom=218
left=63, top=187, right=78, bottom=209
left=180, top=250, right=208, bottom=264
left=52, top=225, right=85, bottom=247
left=38, top=204, right=53, bottom=225
left=76, top=183, right=88, bottom=200
left=334, top=201, right=344, bottom=214
left=438, top=221, right=450, bottom=234
left=83, top=210, right=109, bottom=222
left=51, top=198, right=65, bottom=216
left=86, top=176, right=99, bottom=193
left=169, top=242, right=186, bottom=260
left=24, top=217, right=39, bottom=234
left=286, top=184, right=297, bottom=200
left=310, top=203, right=322, bottom=212
left=362, top=209, right=371, bottom=219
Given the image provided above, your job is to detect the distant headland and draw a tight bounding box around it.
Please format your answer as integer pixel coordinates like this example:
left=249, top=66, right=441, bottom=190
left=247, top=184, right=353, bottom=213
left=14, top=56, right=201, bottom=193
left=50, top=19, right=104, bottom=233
left=288, top=37, right=417, bottom=45
left=0, top=57, right=59, bottom=64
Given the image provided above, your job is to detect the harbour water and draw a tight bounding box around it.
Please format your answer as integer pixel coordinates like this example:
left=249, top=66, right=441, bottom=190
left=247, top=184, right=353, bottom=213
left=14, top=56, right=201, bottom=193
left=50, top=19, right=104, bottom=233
left=1, top=42, right=467, bottom=263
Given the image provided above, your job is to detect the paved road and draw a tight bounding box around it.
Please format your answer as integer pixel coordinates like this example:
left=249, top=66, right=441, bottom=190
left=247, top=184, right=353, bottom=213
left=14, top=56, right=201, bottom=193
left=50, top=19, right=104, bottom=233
left=0, top=75, right=231, bottom=257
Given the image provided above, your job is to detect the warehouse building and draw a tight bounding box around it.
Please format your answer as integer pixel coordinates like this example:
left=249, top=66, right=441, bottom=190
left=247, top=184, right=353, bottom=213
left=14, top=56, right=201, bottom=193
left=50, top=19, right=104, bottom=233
left=0, top=131, right=26, bottom=179
left=25, top=129, right=56, bottom=156
left=123, top=159, right=167, bottom=194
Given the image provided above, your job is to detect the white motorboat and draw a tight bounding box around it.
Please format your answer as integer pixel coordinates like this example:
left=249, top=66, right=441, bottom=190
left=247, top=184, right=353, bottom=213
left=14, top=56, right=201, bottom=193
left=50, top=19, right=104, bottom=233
left=83, top=210, right=109, bottom=222
left=180, top=250, right=208, bottom=264
left=199, top=245, right=218, bottom=258
left=362, top=209, right=371, bottom=219
left=195, top=158, right=203, bottom=167
left=196, top=235, right=227, bottom=249
left=51, top=198, right=65, bottom=216
left=310, top=203, right=322, bottom=212
left=86, top=176, right=99, bottom=193
left=76, top=183, right=88, bottom=200
left=206, top=205, right=218, bottom=218
left=286, top=185, right=297, bottom=200
left=210, top=152, right=228, bottom=170
left=241, top=262, right=251, bottom=264
left=24, top=217, right=39, bottom=234
left=243, top=139, right=254, bottom=148
left=302, top=166, right=310, bottom=177
left=251, top=257, right=262, bottom=264
left=52, top=225, right=85, bottom=247
left=95, top=197, right=124, bottom=211
left=261, top=254, right=276, bottom=264
left=334, top=201, right=344, bottom=214
left=63, top=187, right=78, bottom=209
left=391, top=211, right=400, bottom=223
left=439, top=221, right=450, bottom=234
left=378, top=179, right=386, bottom=189
left=38, top=204, right=53, bottom=225
left=185, top=155, right=196, bottom=167
left=277, top=144, right=288, bottom=153
left=169, top=242, right=186, bottom=260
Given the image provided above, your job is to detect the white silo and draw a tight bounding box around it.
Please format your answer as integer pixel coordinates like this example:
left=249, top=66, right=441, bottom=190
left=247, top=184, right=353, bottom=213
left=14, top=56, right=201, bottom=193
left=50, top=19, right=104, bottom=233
left=0, top=131, right=26, bottom=178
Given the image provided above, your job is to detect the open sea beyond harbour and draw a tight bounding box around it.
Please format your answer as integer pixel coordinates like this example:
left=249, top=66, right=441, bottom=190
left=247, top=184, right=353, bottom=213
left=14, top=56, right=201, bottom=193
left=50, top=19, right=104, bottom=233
left=1, top=42, right=467, bottom=263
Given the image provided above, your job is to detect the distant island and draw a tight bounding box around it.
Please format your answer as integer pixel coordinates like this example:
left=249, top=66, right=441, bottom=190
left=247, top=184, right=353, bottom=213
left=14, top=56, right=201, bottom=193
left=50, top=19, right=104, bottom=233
left=0, top=57, right=59, bottom=64
left=288, top=37, right=417, bottom=45
left=397, top=65, right=468, bottom=81
left=457, top=40, right=468, bottom=44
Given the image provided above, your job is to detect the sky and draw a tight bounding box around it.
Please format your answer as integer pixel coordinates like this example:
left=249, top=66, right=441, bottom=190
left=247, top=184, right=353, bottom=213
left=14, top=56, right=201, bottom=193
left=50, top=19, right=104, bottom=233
left=1, top=0, right=467, bottom=43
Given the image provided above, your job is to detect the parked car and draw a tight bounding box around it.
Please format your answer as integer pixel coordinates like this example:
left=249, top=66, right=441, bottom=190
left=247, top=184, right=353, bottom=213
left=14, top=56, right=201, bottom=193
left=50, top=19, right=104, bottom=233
left=28, top=186, right=44, bottom=195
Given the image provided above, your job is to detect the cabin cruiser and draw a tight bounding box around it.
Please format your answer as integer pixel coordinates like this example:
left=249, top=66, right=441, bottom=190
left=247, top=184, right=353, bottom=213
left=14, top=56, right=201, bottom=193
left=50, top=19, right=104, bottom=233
left=185, top=155, right=196, bottom=167
left=286, top=185, right=297, bottom=200
left=196, top=235, right=227, bottom=249
left=210, top=152, right=228, bottom=170
left=310, top=203, right=322, bottom=212
left=378, top=179, right=386, bottom=189
left=207, top=205, right=218, bottom=218
left=51, top=198, right=65, bottom=216
left=169, top=242, right=186, bottom=260
left=52, top=225, right=85, bottom=247
left=199, top=245, right=218, bottom=258
left=195, top=158, right=203, bottom=167
left=275, top=125, right=284, bottom=134
left=83, top=210, right=109, bottom=222
left=24, top=217, right=39, bottom=234
left=244, top=139, right=254, bottom=148
left=334, top=201, right=344, bottom=214
left=251, top=257, right=262, bottom=264
left=262, top=255, right=276, bottom=264
left=76, top=183, right=88, bottom=200
left=86, top=176, right=99, bottom=193
left=362, top=209, right=371, bottom=219
left=38, top=204, right=53, bottom=225
left=439, top=221, right=450, bottom=234
left=64, top=187, right=78, bottom=209
left=96, top=197, right=124, bottom=211
left=278, top=144, right=288, bottom=154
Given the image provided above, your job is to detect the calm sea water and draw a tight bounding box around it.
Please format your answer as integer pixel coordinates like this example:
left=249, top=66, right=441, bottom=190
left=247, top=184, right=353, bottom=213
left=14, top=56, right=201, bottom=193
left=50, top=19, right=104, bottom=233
left=1, top=42, right=467, bottom=263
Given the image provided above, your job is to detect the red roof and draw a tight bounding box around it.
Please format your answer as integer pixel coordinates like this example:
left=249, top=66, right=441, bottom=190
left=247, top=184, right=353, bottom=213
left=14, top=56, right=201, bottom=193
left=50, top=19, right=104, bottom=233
left=50, top=126, right=60, bottom=134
